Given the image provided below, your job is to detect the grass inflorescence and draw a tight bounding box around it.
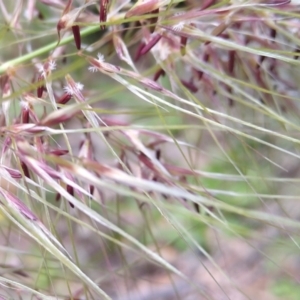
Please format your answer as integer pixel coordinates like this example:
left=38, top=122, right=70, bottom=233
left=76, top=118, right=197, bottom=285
left=1, top=0, right=300, bottom=299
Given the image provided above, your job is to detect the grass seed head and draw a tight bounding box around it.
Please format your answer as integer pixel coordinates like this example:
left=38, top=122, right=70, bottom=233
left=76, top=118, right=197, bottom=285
left=100, top=0, right=110, bottom=30
left=71, top=25, right=81, bottom=50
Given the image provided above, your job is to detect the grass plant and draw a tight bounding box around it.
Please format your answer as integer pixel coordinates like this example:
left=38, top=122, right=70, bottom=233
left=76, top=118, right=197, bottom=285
left=1, top=0, right=300, bottom=299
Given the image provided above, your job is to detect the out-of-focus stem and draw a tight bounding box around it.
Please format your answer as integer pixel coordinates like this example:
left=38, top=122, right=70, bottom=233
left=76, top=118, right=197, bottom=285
left=0, top=11, right=168, bottom=75
left=0, top=25, right=100, bottom=75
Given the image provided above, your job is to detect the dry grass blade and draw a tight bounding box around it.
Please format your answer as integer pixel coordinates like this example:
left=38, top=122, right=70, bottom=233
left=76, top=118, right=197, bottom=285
left=1, top=0, right=300, bottom=298
left=0, top=191, right=112, bottom=299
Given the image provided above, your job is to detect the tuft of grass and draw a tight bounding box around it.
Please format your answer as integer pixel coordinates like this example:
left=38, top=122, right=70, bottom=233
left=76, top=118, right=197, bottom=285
left=1, top=0, right=300, bottom=299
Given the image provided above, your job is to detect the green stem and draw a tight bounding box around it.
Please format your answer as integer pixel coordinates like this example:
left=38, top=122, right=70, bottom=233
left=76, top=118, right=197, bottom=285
left=0, top=25, right=100, bottom=75
left=0, top=9, right=172, bottom=75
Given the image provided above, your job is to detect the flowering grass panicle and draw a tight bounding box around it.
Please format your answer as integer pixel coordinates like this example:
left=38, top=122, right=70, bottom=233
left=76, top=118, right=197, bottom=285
left=0, top=0, right=300, bottom=299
